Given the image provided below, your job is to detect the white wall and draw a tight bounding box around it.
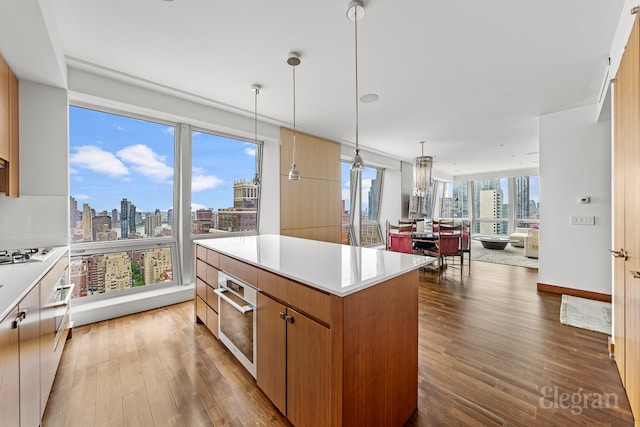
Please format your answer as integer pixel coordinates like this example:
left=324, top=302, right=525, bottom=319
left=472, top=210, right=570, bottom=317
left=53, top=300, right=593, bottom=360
left=539, top=104, right=612, bottom=295
left=0, top=80, right=68, bottom=249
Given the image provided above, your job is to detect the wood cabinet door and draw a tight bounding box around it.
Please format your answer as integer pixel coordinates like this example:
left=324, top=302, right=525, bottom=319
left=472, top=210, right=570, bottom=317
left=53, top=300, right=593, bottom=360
left=256, top=293, right=287, bottom=414
left=20, top=285, right=41, bottom=427
left=286, top=307, right=330, bottom=427
left=614, top=14, right=640, bottom=421
left=0, top=307, right=19, bottom=427
left=0, top=55, right=8, bottom=161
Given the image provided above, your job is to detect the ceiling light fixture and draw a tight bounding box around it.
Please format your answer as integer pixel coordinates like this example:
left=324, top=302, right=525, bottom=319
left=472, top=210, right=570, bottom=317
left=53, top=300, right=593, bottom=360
left=251, top=84, right=261, bottom=186
left=347, top=0, right=365, bottom=171
left=413, top=141, right=434, bottom=198
left=287, top=52, right=301, bottom=181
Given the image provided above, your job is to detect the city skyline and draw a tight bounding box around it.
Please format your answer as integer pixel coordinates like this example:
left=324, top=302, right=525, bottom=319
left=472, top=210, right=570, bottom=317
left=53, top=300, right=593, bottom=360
left=69, top=106, right=258, bottom=213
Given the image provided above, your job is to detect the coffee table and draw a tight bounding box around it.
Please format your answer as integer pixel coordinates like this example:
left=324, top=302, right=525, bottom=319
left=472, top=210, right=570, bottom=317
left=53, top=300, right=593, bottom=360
left=471, top=235, right=519, bottom=250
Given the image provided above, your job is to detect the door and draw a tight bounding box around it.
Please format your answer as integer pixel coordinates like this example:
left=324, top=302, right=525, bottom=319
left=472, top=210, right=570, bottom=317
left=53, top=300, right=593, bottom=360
left=20, top=285, right=40, bottom=427
left=256, top=293, right=287, bottom=414
left=613, top=14, right=640, bottom=422
left=286, top=307, right=330, bottom=427
left=0, top=307, right=20, bottom=427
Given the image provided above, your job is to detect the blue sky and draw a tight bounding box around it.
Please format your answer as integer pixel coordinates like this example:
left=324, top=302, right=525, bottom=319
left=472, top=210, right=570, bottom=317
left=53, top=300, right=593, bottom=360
left=69, top=106, right=256, bottom=213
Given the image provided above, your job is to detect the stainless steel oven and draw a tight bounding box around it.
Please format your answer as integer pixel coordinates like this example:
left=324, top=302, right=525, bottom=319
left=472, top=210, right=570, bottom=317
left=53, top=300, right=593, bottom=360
left=215, top=272, right=257, bottom=378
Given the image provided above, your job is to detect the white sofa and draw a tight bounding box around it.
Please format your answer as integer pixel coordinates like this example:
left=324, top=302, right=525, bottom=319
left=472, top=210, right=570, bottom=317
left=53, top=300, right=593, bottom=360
left=509, top=227, right=529, bottom=247
left=524, top=228, right=539, bottom=258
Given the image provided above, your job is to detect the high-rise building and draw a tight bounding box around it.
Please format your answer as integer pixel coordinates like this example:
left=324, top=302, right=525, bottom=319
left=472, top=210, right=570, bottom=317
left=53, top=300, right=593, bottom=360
left=112, top=208, right=119, bottom=225
left=88, top=254, right=106, bottom=294
left=193, top=209, right=213, bottom=234
left=92, top=214, right=112, bottom=241
left=96, top=223, right=117, bottom=241
left=368, top=178, right=378, bottom=221
left=121, top=198, right=130, bottom=238
left=81, top=203, right=92, bottom=241
left=70, top=196, right=78, bottom=228
left=103, top=252, right=133, bottom=293
left=479, top=189, right=505, bottom=234
left=69, top=257, right=88, bottom=298
left=440, top=184, right=454, bottom=218
left=515, top=176, right=530, bottom=220
left=216, top=180, right=258, bottom=232
left=145, top=209, right=163, bottom=237
left=143, top=247, right=173, bottom=285
left=167, top=208, right=173, bottom=228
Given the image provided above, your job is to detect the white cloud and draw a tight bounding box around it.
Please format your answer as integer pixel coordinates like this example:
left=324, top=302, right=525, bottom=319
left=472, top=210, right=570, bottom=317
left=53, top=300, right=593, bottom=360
left=73, top=194, right=90, bottom=200
left=70, top=145, right=129, bottom=177
left=362, top=178, right=373, bottom=193
left=164, top=127, right=175, bottom=135
left=113, top=124, right=125, bottom=131
left=116, top=144, right=173, bottom=183
left=191, top=203, right=209, bottom=212
left=192, top=172, right=223, bottom=192
left=69, top=167, right=78, bottom=175
left=244, top=147, right=256, bottom=156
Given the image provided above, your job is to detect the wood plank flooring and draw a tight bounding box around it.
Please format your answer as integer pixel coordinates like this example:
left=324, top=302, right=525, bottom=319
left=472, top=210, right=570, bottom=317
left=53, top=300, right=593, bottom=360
left=42, top=261, right=635, bottom=426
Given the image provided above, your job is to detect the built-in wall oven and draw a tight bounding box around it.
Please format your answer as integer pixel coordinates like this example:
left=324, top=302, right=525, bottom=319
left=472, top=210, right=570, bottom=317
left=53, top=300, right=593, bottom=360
left=215, top=271, right=257, bottom=378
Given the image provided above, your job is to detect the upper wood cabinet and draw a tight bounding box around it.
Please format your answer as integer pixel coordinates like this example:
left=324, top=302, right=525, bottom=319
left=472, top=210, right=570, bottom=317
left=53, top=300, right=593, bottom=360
left=0, top=53, right=18, bottom=197
left=0, top=55, right=9, bottom=162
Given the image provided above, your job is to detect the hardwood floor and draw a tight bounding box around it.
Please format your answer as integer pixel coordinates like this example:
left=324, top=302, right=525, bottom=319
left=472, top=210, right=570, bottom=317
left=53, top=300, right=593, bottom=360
left=42, top=261, right=634, bottom=426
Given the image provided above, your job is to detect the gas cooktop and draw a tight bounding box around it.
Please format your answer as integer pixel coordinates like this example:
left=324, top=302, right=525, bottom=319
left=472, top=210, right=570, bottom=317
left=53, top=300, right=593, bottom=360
left=0, top=247, right=54, bottom=265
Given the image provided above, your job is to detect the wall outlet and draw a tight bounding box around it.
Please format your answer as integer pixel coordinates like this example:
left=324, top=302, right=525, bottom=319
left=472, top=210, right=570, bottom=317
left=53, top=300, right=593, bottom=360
left=570, top=215, right=595, bottom=225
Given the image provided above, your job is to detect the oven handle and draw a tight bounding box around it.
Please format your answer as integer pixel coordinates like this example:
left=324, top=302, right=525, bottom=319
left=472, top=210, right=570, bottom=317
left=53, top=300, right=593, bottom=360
left=53, top=284, right=75, bottom=307
left=214, top=288, right=254, bottom=314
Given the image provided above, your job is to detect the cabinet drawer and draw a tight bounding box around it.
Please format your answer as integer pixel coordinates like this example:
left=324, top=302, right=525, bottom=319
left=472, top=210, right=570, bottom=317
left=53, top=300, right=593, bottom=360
left=206, top=264, right=218, bottom=288
left=196, top=277, right=207, bottom=299
left=196, top=244, right=207, bottom=261
left=206, top=284, right=218, bottom=311
left=206, top=249, right=220, bottom=268
left=220, top=254, right=258, bottom=286
left=196, top=259, right=207, bottom=280
left=258, top=269, right=330, bottom=325
left=206, top=304, right=219, bottom=338
left=196, top=296, right=206, bottom=323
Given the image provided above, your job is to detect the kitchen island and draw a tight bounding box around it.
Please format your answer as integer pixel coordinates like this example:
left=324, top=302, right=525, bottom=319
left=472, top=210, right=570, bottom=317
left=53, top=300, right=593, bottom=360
left=194, top=234, right=434, bottom=427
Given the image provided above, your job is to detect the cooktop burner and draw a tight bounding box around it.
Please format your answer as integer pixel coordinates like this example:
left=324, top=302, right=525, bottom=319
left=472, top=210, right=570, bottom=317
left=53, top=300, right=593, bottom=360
left=0, top=247, right=54, bottom=265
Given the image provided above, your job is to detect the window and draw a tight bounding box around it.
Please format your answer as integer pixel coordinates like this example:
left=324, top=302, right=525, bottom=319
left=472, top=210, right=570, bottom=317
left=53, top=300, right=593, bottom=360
left=69, top=106, right=177, bottom=299
left=473, top=178, right=509, bottom=234
left=437, top=181, right=469, bottom=219
left=191, top=130, right=261, bottom=235
left=515, top=175, right=540, bottom=228
left=341, top=162, right=383, bottom=246
left=69, top=106, right=175, bottom=242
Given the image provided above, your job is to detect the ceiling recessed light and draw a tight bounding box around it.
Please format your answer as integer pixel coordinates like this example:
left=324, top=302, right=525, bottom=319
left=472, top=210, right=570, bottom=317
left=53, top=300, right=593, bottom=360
left=360, top=93, right=379, bottom=103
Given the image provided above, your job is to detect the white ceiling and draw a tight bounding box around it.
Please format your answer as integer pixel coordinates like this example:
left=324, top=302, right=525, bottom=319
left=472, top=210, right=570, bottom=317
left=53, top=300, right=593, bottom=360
left=0, top=0, right=626, bottom=177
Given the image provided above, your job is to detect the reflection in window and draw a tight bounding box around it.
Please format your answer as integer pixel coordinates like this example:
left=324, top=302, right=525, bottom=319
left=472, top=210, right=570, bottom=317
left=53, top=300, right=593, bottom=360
left=341, top=162, right=384, bottom=246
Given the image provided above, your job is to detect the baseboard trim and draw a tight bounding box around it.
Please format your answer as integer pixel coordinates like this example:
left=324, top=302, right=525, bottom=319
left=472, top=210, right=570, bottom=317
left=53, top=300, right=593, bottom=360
left=536, top=282, right=612, bottom=303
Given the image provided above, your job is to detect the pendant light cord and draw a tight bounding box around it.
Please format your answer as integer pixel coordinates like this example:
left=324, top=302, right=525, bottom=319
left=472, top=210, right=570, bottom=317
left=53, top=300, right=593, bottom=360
left=354, top=6, right=359, bottom=154
left=292, top=64, right=297, bottom=166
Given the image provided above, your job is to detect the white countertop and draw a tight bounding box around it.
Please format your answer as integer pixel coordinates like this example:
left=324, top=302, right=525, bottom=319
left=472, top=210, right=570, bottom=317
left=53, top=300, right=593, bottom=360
left=0, top=247, right=68, bottom=321
left=196, top=234, right=435, bottom=296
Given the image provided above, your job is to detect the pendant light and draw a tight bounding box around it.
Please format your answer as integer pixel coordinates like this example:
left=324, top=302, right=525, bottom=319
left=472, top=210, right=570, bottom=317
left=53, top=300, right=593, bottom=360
left=347, top=0, right=365, bottom=171
left=287, top=52, right=301, bottom=181
left=251, top=84, right=261, bottom=186
left=413, top=141, right=434, bottom=197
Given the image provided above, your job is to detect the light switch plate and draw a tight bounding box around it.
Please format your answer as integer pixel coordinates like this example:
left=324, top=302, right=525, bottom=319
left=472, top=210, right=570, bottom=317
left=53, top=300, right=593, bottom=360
left=570, top=215, right=595, bottom=225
